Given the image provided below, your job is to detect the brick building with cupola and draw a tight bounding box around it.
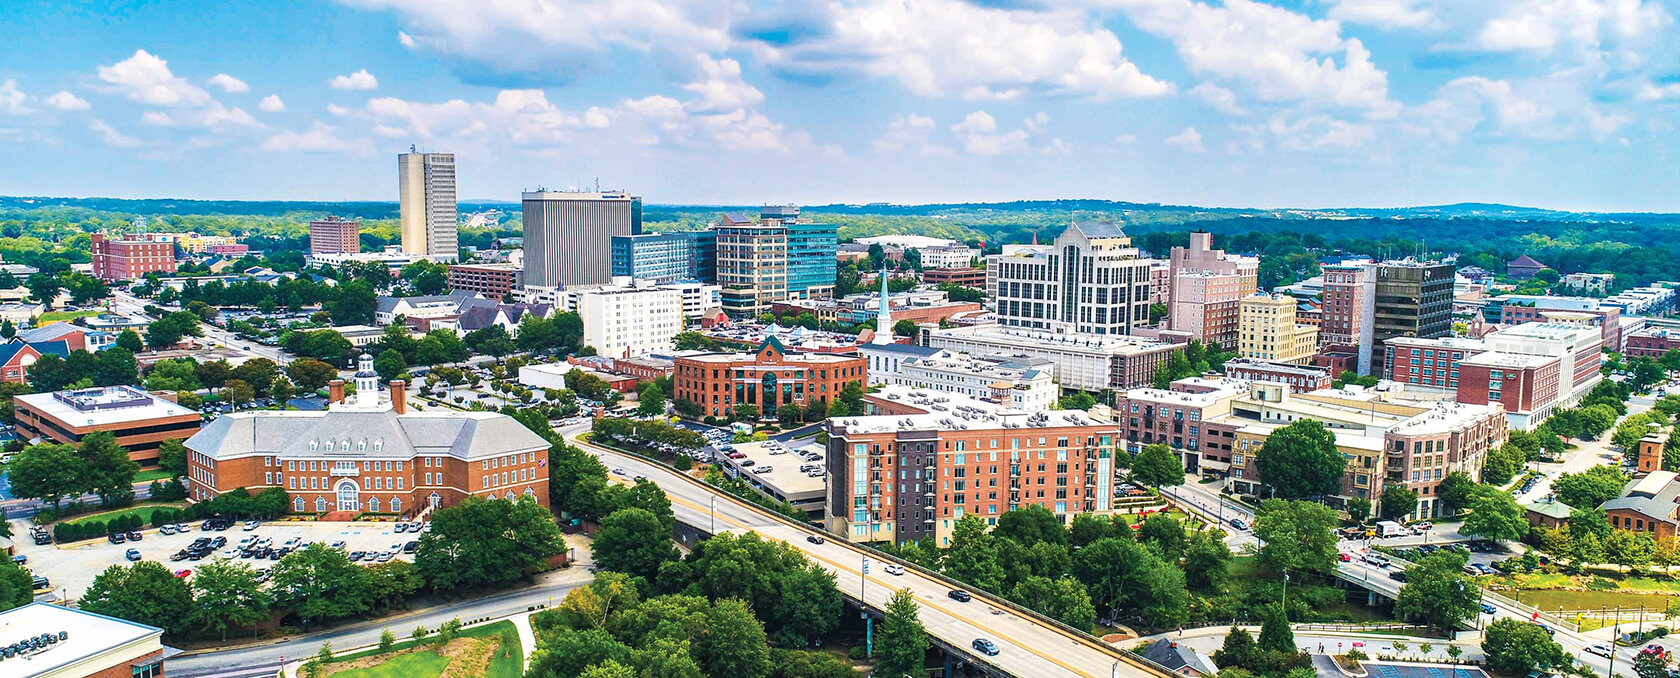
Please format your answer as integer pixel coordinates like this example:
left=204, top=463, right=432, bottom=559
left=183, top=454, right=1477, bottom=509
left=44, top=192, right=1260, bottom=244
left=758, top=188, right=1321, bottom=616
left=183, top=354, right=551, bottom=518
left=673, top=337, right=867, bottom=419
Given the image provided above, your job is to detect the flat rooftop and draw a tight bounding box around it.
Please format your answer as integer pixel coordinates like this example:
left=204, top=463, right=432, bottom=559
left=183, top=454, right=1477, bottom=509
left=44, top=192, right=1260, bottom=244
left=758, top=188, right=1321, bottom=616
left=1459, top=351, right=1557, bottom=369
left=0, top=602, right=161, bottom=678
left=716, top=440, right=826, bottom=503
left=16, top=386, right=195, bottom=426
left=1388, top=401, right=1503, bottom=436
left=836, top=384, right=1106, bottom=435
left=930, top=325, right=1174, bottom=354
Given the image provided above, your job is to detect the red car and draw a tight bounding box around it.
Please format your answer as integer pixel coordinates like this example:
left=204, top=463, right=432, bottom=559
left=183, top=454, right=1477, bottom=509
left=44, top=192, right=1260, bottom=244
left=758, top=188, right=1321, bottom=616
left=174, top=569, right=192, bottom=578
left=1337, top=553, right=1352, bottom=562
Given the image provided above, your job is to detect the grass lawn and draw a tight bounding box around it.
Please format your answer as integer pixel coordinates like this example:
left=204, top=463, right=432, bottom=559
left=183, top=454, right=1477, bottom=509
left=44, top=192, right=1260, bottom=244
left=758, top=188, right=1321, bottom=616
left=62, top=501, right=187, bottom=527
left=330, top=652, right=452, bottom=678
left=36, top=309, right=102, bottom=324
left=134, top=469, right=176, bottom=483
left=1617, top=576, right=1680, bottom=593
left=331, top=621, right=521, bottom=678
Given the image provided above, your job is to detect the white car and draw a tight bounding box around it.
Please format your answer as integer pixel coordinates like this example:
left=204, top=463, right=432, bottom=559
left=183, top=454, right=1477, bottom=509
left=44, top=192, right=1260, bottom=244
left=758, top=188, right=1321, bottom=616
left=1587, top=644, right=1613, bottom=658
left=884, top=564, right=905, bottom=576
left=611, top=468, right=628, bottom=476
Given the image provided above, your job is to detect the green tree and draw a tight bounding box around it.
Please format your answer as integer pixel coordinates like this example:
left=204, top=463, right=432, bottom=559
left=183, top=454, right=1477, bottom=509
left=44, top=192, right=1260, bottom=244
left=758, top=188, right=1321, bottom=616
left=1253, top=499, right=1339, bottom=575
left=636, top=382, right=666, bottom=417
left=993, top=505, right=1067, bottom=548
left=1009, top=576, right=1098, bottom=631
left=94, top=347, right=138, bottom=386
left=1379, top=486, right=1418, bottom=522
left=1131, top=444, right=1185, bottom=488
left=416, top=496, right=565, bottom=589
left=593, top=507, right=678, bottom=581
left=229, top=358, right=280, bottom=397
left=874, top=588, right=929, bottom=678
left=0, top=562, right=33, bottom=613
left=528, top=629, right=636, bottom=678
left=191, top=560, right=272, bottom=640
left=1605, top=530, right=1656, bottom=569
left=270, top=544, right=374, bottom=624
left=157, top=439, right=189, bottom=479
left=225, top=378, right=254, bottom=407
left=80, top=431, right=139, bottom=505
left=1480, top=444, right=1526, bottom=485
left=285, top=357, right=338, bottom=393
left=329, top=280, right=377, bottom=325
left=1139, top=514, right=1188, bottom=559
left=1635, top=646, right=1669, bottom=678
left=772, top=564, right=842, bottom=646
left=1394, top=551, right=1479, bottom=634
left=1553, top=465, right=1628, bottom=509
left=892, top=319, right=918, bottom=337
left=1183, top=533, right=1233, bottom=592
left=80, top=561, right=195, bottom=634
left=465, top=325, right=516, bottom=358
left=115, top=329, right=144, bottom=353
left=1346, top=497, right=1372, bottom=524
left=1437, top=472, right=1477, bottom=514
left=1482, top=618, right=1567, bottom=676
left=5, top=443, right=81, bottom=510
left=1257, top=603, right=1294, bottom=654
left=144, top=358, right=202, bottom=391
left=374, top=348, right=406, bottom=382
left=943, top=515, right=1005, bottom=592
left=695, top=598, right=770, bottom=678
left=1254, top=420, right=1345, bottom=499
left=1213, top=627, right=1260, bottom=672
left=1460, top=486, right=1528, bottom=541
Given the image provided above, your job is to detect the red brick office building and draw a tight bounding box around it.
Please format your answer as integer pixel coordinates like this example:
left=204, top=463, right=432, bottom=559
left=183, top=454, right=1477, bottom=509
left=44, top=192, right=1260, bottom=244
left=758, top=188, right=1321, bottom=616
left=673, top=337, right=866, bottom=419
left=91, top=234, right=175, bottom=282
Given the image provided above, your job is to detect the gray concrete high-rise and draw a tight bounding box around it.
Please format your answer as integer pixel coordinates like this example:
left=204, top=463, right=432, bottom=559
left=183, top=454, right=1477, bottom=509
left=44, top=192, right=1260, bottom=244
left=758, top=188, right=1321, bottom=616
left=398, top=151, right=458, bottom=261
left=1356, top=258, right=1456, bottom=375
left=522, top=190, right=643, bottom=289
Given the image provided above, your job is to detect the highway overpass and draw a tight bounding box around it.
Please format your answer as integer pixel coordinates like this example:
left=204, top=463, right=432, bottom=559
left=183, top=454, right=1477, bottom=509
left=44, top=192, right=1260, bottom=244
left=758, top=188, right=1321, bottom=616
left=570, top=430, right=1178, bottom=678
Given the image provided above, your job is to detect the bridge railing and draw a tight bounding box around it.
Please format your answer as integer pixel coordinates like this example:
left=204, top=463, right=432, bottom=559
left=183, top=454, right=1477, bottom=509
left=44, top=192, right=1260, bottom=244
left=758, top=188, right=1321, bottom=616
left=576, top=432, right=1181, bottom=678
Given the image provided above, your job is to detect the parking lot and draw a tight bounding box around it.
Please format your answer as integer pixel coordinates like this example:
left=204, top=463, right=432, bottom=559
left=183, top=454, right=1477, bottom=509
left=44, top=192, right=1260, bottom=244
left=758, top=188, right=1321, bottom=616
left=12, top=519, right=424, bottom=603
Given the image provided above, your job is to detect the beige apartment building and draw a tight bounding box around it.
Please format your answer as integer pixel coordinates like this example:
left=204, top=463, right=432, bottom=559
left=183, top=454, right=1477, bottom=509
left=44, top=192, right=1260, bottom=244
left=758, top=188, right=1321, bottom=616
left=1239, top=293, right=1318, bottom=365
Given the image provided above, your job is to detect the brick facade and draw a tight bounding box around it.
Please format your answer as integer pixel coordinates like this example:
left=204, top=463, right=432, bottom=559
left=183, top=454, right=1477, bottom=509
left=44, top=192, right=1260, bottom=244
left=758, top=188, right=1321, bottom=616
left=673, top=338, right=866, bottom=419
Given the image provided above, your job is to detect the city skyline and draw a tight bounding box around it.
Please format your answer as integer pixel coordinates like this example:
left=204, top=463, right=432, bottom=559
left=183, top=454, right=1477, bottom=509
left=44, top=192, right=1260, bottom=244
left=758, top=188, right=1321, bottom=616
left=0, top=0, right=1677, bottom=212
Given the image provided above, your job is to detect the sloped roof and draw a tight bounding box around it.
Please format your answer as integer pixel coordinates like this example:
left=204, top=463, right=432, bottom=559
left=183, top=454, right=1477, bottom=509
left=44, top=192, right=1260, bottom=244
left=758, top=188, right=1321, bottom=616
left=1143, top=639, right=1217, bottom=675
left=16, top=322, right=89, bottom=343
left=1071, top=220, right=1127, bottom=238
left=185, top=407, right=548, bottom=461
left=1508, top=254, right=1547, bottom=268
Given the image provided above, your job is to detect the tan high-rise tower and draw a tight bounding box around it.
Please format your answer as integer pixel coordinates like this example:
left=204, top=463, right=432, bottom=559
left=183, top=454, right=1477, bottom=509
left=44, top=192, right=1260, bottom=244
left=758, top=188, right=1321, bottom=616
left=398, top=150, right=458, bottom=262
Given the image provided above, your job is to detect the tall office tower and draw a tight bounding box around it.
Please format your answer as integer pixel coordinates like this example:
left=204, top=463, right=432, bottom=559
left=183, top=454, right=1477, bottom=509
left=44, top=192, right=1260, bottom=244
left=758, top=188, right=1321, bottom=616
left=713, top=205, right=835, bottom=317
left=769, top=205, right=837, bottom=299
left=611, top=231, right=717, bottom=284
left=309, top=216, right=361, bottom=255
left=1319, top=261, right=1367, bottom=349
left=397, top=151, right=459, bottom=261
left=522, top=190, right=643, bottom=289
left=989, top=221, right=1154, bottom=335
left=1238, top=293, right=1319, bottom=365
left=1167, top=232, right=1258, bottom=349
left=1356, top=259, right=1456, bottom=375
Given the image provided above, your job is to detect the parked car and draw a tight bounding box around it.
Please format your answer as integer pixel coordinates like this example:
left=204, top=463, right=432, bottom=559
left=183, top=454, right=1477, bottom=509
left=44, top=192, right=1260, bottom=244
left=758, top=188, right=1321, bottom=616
left=31, top=576, right=49, bottom=590
left=9, top=555, right=24, bottom=565
left=159, top=525, right=176, bottom=536
left=108, top=533, right=126, bottom=545
left=125, top=548, right=142, bottom=562
left=174, top=569, right=191, bottom=578
left=243, top=521, right=259, bottom=531
left=403, top=541, right=419, bottom=554
left=972, top=638, right=1000, bottom=656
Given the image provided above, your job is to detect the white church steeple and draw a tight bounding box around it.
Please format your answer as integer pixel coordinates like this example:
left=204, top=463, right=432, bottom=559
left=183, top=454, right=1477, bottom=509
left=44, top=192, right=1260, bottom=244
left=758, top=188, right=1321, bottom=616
left=872, top=265, right=894, bottom=345
left=353, top=353, right=379, bottom=409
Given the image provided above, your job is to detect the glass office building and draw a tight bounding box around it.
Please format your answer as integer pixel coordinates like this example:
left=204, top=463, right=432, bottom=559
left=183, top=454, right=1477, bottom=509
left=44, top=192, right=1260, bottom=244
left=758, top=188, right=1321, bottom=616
left=611, top=231, right=717, bottom=284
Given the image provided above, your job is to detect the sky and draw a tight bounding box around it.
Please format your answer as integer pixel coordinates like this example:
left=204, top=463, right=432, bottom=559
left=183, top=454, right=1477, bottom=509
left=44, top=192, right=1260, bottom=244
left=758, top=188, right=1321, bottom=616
left=0, top=0, right=1677, bottom=211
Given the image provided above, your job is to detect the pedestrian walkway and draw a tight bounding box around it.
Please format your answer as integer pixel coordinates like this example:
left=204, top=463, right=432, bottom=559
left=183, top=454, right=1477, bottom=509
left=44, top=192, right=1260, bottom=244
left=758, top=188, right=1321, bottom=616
left=510, top=610, right=539, bottom=672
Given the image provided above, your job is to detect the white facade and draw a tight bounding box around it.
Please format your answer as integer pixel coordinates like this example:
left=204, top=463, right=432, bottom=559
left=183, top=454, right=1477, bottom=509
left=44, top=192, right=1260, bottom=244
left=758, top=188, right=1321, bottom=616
left=659, top=280, right=722, bottom=320
left=895, top=353, right=1059, bottom=412
left=927, top=324, right=1174, bottom=392
left=989, top=222, right=1153, bottom=336
left=920, top=244, right=977, bottom=269
left=576, top=286, right=683, bottom=358
left=398, top=152, right=458, bottom=262
left=1485, top=322, right=1603, bottom=404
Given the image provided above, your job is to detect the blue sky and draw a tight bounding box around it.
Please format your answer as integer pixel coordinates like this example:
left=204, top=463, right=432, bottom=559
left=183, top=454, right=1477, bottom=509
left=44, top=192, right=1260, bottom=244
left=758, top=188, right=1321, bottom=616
left=1, top=0, right=1677, bottom=211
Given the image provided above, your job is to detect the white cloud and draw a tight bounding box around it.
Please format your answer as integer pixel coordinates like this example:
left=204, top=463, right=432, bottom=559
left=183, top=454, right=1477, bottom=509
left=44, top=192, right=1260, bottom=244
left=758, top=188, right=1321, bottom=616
left=44, top=90, right=90, bottom=111
left=1408, top=76, right=1555, bottom=143
left=364, top=89, right=615, bottom=147
left=260, top=121, right=373, bottom=153
left=871, top=113, right=951, bottom=155
left=327, top=103, right=352, bottom=117
left=680, top=55, right=764, bottom=114
left=207, top=73, right=250, bottom=93
left=141, top=111, right=173, bottom=126
left=1323, top=0, right=1436, bottom=29
left=96, top=49, right=212, bottom=107
left=373, top=124, right=408, bottom=138
left=0, top=80, right=32, bottom=115
left=337, top=0, right=731, bottom=85
left=138, top=102, right=263, bottom=130
left=258, top=95, right=286, bottom=112
left=89, top=118, right=141, bottom=147
left=751, top=0, right=1171, bottom=101
left=1187, top=82, right=1246, bottom=115
left=1476, top=0, right=1672, bottom=53
left=1104, top=0, right=1396, bottom=115
left=329, top=69, right=380, bottom=90
left=1635, top=80, right=1680, bottom=101
left=1165, top=126, right=1205, bottom=152
left=950, top=110, right=1032, bottom=155
left=1267, top=113, right=1375, bottom=150
left=1114, top=133, right=1138, bottom=145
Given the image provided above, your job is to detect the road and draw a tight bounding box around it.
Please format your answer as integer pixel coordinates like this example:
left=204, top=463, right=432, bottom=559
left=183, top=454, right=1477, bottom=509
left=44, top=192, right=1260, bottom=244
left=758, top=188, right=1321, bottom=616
left=108, top=290, right=291, bottom=363
left=565, top=423, right=1174, bottom=678
left=1518, top=390, right=1656, bottom=504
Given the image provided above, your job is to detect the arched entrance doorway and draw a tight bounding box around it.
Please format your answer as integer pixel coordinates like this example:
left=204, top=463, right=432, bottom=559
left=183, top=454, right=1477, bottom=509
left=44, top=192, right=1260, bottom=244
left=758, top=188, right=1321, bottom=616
left=336, top=480, right=361, bottom=512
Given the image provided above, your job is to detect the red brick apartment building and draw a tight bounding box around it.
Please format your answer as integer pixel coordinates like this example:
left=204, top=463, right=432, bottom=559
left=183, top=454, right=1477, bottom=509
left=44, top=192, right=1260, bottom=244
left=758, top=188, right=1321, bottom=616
left=673, top=337, right=866, bottom=419
left=309, top=216, right=361, bottom=255
left=184, top=356, right=550, bottom=516
left=1455, top=352, right=1561, bottom=431
left=1626, top=328, right=1680, bottom=359
left=91, top=234, right=175, bottom=282
left=447, top=263, right=520, bottom=302
left=14, top=386, right=201, bottom=466
left=825, top=386, right=1118, bottom=545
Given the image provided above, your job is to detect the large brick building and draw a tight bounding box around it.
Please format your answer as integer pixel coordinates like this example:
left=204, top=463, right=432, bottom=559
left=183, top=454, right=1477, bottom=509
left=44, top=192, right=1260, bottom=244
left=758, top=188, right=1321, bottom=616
left=309, top=216, right=362, bottom=255
left=825, top=385, right=1118, bottom=545
left=1625, top=328, right=1680, bottom=359
left=921, top=267, right=986, bottom=288
left=14, top=386, right=201, bottom=466
left=183, top=355, right=550, bottom=516
left=447, top=263, right=520, bottom=302
left=1456, top=352, right=1562, bottom=431
left=91, top=234, right=175, bottom=282
left=673, top=337, right=866, bottom=419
